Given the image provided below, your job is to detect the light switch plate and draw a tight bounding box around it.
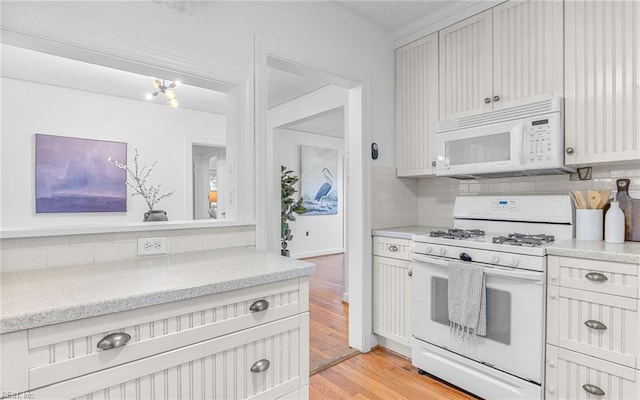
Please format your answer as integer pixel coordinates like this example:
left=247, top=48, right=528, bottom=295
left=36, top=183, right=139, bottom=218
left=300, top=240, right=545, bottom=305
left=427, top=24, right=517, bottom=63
left=138, top=237, right=167, bottom=256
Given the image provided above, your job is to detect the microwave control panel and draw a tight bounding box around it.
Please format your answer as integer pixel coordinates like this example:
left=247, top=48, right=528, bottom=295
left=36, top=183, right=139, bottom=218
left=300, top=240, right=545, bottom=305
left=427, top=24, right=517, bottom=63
left=525, top=113, right=562, bottom=167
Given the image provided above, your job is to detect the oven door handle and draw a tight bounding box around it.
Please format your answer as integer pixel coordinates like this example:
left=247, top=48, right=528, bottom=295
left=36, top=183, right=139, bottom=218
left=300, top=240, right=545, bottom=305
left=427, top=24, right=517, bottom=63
left=412, top=254, right=544, bottom=282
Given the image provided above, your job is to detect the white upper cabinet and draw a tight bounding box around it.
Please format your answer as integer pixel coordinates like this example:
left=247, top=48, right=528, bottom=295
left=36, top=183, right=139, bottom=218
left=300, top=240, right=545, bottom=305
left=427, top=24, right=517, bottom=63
left=564, top=0, right=640, bottom=165
left=395, top=32, right=439, bottom=177
left=439, top=10, right=493, bottom=121
left=439, top=0, right=563, bottom=121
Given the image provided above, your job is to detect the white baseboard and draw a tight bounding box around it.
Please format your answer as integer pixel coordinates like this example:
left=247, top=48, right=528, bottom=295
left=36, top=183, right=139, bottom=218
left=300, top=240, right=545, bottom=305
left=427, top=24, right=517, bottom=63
left=374, top=335, right=412, bottom=358
left=342, top=292, right=349, bottom=303
left=292, top=248, right=344, bottom=259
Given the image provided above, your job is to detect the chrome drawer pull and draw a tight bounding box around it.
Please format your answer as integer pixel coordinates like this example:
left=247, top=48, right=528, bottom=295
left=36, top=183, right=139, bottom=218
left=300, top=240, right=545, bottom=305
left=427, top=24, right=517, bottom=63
left=97, top=332, right=131, bottom=350
left=582, top=384, right=605, bottom=396
left=585, top=272, right=608, bottom=282
left=388, top=245, right=399, bottom=252
left=249, top=299, right=270, bottom=312
left=584, top=320, right=607, bottom=330
left=250, top=359, right=270, bottom=373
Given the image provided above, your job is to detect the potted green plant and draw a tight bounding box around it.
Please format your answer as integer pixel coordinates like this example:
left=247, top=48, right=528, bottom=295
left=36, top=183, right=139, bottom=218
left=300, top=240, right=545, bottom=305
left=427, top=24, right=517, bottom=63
left=281, top=165, right=307, bottom=256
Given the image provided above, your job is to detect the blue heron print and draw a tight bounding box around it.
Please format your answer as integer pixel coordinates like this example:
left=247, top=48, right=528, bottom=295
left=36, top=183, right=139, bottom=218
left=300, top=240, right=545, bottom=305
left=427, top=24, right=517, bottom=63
left=301, top=145, right=338, bottom=215
left=314, top=167, right=333, bottom=208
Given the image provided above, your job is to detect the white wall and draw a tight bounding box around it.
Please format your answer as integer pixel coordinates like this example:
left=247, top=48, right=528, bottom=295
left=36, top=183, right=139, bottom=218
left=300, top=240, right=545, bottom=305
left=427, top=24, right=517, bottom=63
left=1, top=1, right=395, bottom=165
left=276, top=128, right=344, bottom=258
left=1, top=77, right=225, bottom=228
left=417, top=163, right=640, bottom=227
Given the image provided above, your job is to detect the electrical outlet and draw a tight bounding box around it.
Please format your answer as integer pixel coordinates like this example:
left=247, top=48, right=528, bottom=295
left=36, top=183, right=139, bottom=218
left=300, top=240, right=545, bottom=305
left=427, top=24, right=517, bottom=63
left=138, top=237, right=167, bottom=256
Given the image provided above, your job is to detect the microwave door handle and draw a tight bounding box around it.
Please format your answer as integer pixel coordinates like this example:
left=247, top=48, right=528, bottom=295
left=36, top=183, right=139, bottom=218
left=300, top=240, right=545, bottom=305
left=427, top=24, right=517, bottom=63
left=513, top=122, right=525, bottom=165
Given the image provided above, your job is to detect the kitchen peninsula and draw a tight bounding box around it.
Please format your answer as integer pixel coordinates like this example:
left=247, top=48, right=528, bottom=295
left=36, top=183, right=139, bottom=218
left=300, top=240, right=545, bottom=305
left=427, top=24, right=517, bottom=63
left=0, top=247, right=314, bottom=398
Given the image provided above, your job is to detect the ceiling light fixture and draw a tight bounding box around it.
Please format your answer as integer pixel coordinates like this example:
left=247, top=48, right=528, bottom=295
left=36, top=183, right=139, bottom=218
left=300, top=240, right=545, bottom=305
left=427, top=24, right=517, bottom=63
left=145, top=78, right=181, bottom=108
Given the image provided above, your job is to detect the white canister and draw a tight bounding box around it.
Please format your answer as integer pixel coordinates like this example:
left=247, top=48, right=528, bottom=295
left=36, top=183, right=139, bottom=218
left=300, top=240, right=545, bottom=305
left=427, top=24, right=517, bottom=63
left=576, top=209, right=604, bottom=241
left=604, top=201, right=625, bottom=243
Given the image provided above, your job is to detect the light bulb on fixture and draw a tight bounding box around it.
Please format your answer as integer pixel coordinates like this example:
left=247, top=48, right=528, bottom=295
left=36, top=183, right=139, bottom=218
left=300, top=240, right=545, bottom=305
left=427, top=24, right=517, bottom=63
left=145, top=78, right=179, bottom=108
left=164, top=89, right=176, bottom=100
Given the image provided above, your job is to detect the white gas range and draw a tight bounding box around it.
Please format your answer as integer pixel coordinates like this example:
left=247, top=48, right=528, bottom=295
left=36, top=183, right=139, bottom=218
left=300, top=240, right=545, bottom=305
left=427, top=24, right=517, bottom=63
left=411, top=194, right=573, bottom=400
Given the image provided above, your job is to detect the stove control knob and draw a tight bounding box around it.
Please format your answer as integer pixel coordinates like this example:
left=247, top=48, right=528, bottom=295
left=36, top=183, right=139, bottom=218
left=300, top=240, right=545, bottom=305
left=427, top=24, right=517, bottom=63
left=490, top=254, right=500, bottom=264
left=424, top=246, right=433, bottom=254
left=437, top=247, right=446, bottom=256
left=509, top=257, right=520, bottom=267
left=459, top=252, right=472, bottom=262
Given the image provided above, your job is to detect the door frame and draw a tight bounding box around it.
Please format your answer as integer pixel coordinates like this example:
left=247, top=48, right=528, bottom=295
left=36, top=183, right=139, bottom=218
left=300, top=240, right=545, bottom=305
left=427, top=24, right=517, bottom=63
left=254, top=41, right=374, bottom=353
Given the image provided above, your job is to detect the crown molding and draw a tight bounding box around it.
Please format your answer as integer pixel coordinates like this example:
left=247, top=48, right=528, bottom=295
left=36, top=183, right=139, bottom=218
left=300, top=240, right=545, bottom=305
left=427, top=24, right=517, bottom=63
left=0, top=7, right=248, bottom=91
left=392, top=0, right=504, bottom=49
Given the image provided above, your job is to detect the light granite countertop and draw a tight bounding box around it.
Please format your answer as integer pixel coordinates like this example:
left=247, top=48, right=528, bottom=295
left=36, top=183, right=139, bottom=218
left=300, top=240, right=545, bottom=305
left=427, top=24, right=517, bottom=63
left=372, top=225, right=445, bottom=240
left=0, top=247, right=315, bottom=334
left=546, top=239, right=640, bottom=264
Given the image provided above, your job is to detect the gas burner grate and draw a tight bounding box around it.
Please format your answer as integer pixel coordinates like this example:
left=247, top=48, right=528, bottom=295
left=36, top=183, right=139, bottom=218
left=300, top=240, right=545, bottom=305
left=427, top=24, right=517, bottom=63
left=430, top=228, right=485, bottom=240
left=492, top=233, right=555, bottom=247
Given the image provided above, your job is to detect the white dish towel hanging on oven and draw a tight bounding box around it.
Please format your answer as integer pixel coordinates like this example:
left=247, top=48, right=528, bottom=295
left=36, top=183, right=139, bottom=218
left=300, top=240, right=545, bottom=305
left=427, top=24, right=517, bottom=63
left=448, top=261, right=487, bottom=339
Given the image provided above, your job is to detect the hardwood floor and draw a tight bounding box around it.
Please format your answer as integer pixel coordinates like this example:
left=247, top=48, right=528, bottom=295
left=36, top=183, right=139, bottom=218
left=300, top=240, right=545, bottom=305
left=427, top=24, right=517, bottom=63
left=303, top=253, right=358, bottom=374
left=305, top=253, right=473, bottom=399
left=309, top=347, right=476, bottom=400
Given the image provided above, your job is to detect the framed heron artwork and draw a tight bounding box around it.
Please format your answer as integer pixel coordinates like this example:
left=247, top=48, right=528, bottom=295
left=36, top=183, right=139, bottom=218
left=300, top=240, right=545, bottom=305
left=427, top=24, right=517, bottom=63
left=300, top=145, right=338, bottom=216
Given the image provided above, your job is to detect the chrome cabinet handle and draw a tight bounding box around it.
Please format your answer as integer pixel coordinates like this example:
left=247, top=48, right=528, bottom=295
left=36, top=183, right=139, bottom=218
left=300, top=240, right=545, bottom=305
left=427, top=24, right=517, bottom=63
left=249, top=299, right=270, bottom=312
left=585, top=272, right=608, bottom=282
left=388, top=245, right=399, bottom=252
left=493, top=95, right=500, bottom=102
left=431, top=161, right=436, bottom=167
left=250, top=359, right=270, bottom=373
left=585, top=320, right=607, bottom=330
left=97, top=332, right=131, bottom=350
left=566, top=147, right=575, bottom=154
left=484, top=97, right=491, bottom=104
left=582, top=384, right=605, bottom=396
left=408, top=270, right=413, bottom=277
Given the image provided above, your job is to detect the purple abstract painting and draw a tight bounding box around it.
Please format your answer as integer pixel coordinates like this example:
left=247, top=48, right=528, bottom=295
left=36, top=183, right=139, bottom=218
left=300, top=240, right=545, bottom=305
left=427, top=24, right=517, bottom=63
left=35, top=134, right=127, bottom=213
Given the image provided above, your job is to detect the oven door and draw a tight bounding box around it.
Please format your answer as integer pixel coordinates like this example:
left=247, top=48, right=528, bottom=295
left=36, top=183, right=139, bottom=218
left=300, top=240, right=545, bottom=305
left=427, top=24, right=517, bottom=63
left=436, top=119, right=525, bottom=177
left=412, top=254, right=544, bottom=384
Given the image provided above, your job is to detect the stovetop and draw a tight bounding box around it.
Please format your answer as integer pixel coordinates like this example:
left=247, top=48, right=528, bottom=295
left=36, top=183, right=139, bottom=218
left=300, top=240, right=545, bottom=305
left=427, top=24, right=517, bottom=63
left=413, top=229, right=558, bottom=257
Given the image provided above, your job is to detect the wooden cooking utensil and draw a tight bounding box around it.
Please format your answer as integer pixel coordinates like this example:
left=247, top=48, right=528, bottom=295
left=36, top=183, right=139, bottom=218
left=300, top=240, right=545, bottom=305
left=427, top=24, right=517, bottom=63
left=598, top=189, right=611, bottom=209
left=587, top=191, right=601, bottom=209
left=575, top=191, right=587, bottom=209
left=616, top=179, right=640, bottom=241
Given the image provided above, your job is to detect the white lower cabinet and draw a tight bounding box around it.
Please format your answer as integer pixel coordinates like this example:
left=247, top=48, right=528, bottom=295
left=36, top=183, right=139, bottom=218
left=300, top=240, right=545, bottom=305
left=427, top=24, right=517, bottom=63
left=1, top=278, right=310, bottom=399
left=546, top=255, right=640, bottom=400
left=373, top=236, right=412, bottom=356
left=32, top=315, right=308, bottom=400
left=546, top=345, right=640, bottom=400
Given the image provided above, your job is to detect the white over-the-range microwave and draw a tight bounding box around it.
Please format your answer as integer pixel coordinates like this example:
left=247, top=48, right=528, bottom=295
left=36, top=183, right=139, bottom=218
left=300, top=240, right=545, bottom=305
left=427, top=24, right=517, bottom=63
left=436, top=97, right=575, bottom=179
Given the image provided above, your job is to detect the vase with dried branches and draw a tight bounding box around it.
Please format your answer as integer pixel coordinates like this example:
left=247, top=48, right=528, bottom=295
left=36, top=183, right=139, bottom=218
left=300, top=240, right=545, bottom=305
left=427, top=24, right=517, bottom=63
left=281, top=165, right=307, bottom=256
left=109, top=147, right=175, bottom=221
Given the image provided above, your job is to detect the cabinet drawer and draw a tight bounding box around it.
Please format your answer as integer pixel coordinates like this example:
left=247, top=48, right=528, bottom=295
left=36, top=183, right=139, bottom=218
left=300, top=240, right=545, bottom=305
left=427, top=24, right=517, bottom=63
left=547, top=286, right=639, bottom=368
left=27, top=278, right=308, bottom=389
left=31, top=314, right=309, bottom=400
left=373, top=236, right=411, bottom=260
left=546, top=345, right=640, bottom=400
left=548, top=256, right=639, bottom=298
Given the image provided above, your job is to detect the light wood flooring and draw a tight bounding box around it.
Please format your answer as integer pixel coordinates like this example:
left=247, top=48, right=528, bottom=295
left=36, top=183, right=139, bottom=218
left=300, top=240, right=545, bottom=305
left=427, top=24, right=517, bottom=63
left=303, top=253, right=358, bottom=374
left=309, top=347, right=476, bottom=400
left=305, top=253, right=475, bottom=399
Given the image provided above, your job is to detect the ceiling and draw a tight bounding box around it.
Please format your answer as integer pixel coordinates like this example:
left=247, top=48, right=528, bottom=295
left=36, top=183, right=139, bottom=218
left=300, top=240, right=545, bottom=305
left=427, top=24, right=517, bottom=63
left=2, top=2, right=459, bottom=137
left=331, top=0, right=454, bottom=33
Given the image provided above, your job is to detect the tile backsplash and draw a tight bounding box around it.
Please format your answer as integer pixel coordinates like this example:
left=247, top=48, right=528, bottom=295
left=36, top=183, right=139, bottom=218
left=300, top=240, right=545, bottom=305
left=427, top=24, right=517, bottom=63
left=1, top=225, right=256, bottom=272
left=371, top=162, right=640, bottom=230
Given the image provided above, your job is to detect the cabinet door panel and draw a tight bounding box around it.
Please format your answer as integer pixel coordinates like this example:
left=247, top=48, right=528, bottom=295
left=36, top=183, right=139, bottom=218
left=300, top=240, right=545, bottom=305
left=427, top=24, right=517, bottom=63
left=439, top=10, right=493, bottom=121
left=395, top=32, right=438, bottom=177
left=373, top=256, right=411, bottom=345
left=565, top=0, right=640, bottom=165
left=493, top=0, right=563, bottom=109
left=31, top=316, right=307, bottom=400
left=546, top=345, right=640, bottom=400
